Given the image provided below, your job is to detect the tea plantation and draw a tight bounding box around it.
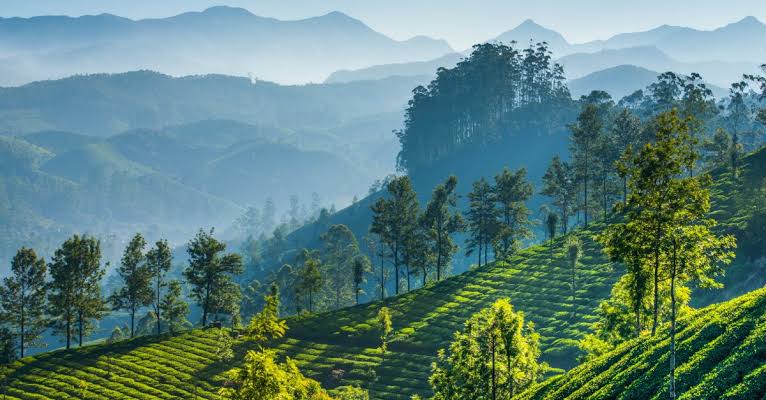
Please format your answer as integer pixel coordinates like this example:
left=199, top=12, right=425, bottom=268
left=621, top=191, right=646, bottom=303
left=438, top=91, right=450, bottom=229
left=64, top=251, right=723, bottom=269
left=517, top=287, right=766, bottom=400
left=1, top=147, right=765, bottom=399
left=0, top=228, right=618, bottom=400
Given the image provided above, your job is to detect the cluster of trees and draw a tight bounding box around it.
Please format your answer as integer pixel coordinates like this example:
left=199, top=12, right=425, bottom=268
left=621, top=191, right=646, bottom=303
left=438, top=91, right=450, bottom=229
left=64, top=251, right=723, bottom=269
left=578, top=110, right=737, bottom=398
left=426, top=298, right=543, bottom=400
left=367, top=170, right=537, bottom=299
left=245, top=224, right=370, bottom=317
left=396, top=42, right=571, bottom=173
left=541, top=68, right=766, bottom=235
left=0, top=236, right=115, bottom=360
left=0, top=227, right=256, bottom=363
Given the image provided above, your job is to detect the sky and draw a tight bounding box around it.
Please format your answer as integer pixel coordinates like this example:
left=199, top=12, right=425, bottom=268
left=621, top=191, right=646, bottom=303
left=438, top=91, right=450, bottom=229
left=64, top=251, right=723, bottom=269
left=2, top=0, right=765, bottom=49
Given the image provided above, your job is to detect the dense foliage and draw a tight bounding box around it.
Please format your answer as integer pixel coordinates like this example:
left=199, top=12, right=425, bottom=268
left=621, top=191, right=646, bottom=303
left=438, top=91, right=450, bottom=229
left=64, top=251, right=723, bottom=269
left=396, top=42, right=571, bottom=173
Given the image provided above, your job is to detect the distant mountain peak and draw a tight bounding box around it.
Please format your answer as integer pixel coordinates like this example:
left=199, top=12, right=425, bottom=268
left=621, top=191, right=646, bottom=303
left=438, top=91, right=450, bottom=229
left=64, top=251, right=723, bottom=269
left=732, top=15, right=765, bottom=27
left=315, top=10, right=363, bottom=24
left=201, top=6, right=254, bottom=17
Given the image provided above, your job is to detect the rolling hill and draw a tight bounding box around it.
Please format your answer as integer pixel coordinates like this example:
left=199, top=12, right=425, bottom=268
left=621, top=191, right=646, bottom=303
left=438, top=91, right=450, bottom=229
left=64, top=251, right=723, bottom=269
left=0, top=6, right=453, bottom=86
left=0, top=71, right=420, bottom=137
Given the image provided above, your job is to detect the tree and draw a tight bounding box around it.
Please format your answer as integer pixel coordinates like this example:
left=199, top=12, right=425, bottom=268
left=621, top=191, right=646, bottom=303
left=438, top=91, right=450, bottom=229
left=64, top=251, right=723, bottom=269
left=429, top=299, right=543, bottom=400
left=146, top=239, right=172, bottom=336
left=610, top=109, right=644, bottom=203
left=466, top=178, right=497, bottom=267
left=0, top=247, right=48, bottom=358
left=219, top=350, right=332, bottom=400
left=364, top=235, right=388, bottom=301
left=160, top=280, right=189, bottom=334
left=184, top=229, right=244, bottom=326
left=298, top=252, right=323, bottom=313
left=601, top=110, right=701, bottom=336
left=352, top=256, right=370, bottom=305
left=565, top=236, right=582, bottom=317
left=544, top=212, right=559, bottom=245
left=702, top=128, right=732, bottom=168
left=246, top=284, right=287, bottom=348
left=321, top=225, right=361, bottom=310
left=48, top=235, right=105, bottom=349
left=493, top=168, right=533, bottom=258
left=570, top=103, right=603, bottom=227
left=370, top=176, right=419, bottom=295
left=541, top=156, right=576, bottom=233
left=377, top=307, right=392, bottom=355
left=422, top=176, right=464, bottom=281
left=664, top=181, right=735, bottom=398
left=0, top=327, right=15, bottom=365
left=110, top=234, right=153, bottom=338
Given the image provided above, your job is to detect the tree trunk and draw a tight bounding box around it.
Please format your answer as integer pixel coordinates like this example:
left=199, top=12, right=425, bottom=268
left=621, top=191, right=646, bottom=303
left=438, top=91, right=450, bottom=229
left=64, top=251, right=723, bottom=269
left=20, top=298, right=25, bottom=358
left=66, top=310, right=71, bottom=350
left=394, top=251, right=400, bottom=296
left=584, top=153, right=589, bottom=227
left=156, top=278, right=162, bottom=336
left=670, top=241, right=678, bottom=399
left=130, top=307, right=135, bottom=338
left=478, top=241, right=482, bottom=267
left=380, top=257, right=385, bottom=300
left=436, top=229, right=443, bottom=281
left=651, top=226, right=662, bottom=336
left=603, top=173, right=608, bottom=223
left=78, top=312, right=84, bottom=347
left=491, top=335, right=497, bottom=400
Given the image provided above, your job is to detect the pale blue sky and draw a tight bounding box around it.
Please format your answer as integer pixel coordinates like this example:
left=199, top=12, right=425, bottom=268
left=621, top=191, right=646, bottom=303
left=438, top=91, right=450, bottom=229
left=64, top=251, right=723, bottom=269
left=3, top=0, right=765, bottom=49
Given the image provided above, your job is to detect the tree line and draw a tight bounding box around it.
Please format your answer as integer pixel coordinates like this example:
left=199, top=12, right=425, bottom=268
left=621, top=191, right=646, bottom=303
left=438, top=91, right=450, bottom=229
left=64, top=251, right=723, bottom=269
left=0, top=228, right=253, bottom=362
left=540, top=67, right=766, bottom=236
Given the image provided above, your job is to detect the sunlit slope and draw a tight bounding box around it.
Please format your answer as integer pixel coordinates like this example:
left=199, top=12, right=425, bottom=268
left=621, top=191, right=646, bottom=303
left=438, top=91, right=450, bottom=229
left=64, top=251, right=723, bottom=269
left=516, top=287, right=766, bottom=400
left=0, top=231, right=617, bottom=400
left=3, top=147, right=765, bottom=400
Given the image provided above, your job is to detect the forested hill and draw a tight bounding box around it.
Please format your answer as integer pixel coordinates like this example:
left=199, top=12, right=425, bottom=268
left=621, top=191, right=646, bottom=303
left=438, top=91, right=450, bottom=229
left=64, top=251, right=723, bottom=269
left=0, top=71, right=423, bottom=136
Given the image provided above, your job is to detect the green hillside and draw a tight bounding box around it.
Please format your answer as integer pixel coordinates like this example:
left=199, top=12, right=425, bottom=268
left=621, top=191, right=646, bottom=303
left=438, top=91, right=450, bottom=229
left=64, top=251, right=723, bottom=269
left=516, top=286, right=766, bottom=400
left=0, top=228, right=617, bottom=400
left=1, top=151, right=764, bottom=399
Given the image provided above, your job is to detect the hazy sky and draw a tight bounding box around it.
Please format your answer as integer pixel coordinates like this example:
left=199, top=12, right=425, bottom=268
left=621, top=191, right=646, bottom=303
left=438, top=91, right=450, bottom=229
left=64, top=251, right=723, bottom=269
left=3, top=0, right=765, bottom=49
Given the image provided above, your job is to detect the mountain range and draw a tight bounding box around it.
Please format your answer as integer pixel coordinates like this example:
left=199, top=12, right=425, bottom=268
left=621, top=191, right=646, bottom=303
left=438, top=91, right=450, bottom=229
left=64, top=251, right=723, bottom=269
left=325, top=17, right=766, bottom=89
left=0, top=6, right=453, bottom=86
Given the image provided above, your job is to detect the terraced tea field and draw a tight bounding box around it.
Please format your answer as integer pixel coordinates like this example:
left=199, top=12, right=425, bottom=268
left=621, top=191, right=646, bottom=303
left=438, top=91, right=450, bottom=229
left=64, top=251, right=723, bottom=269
left=0, top=229, right=618, bottom=400
left=517, top=287, right=766, bottom=400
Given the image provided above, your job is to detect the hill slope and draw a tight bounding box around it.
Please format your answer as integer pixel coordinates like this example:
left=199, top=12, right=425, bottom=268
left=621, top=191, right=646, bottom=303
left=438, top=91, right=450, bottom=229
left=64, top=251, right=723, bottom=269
left=2, top=149, right=765, bottom=399
left=517, top=287, right=766, bottom=400
left=0, top=228, right=618, bottom=400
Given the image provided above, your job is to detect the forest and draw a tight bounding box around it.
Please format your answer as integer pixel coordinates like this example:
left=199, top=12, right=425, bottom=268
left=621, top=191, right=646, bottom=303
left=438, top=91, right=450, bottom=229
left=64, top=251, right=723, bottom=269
left=2, top=6, right=766, bottom=400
